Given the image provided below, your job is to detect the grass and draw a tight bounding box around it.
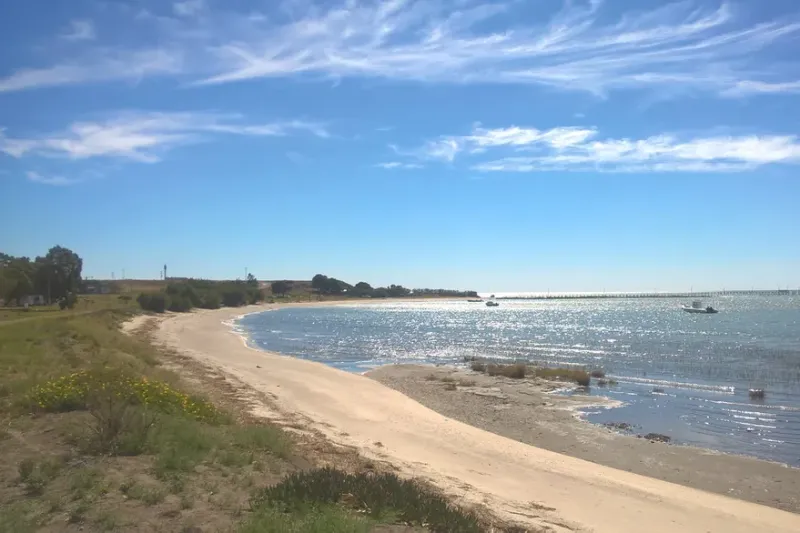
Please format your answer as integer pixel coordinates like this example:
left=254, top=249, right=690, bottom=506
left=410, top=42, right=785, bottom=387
left=239, top=505, right=373, bottom=533
left=0, top=503, right=37, bottom=533
left=124, top=482, right=167, bottom=506
left=0, top=296, right=514, bottom=532
left=590, top=369, right=606, bottom=378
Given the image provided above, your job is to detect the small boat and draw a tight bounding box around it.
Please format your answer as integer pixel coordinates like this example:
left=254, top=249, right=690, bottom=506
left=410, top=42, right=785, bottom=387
left=682, top=300, right=718, bottom=314
left=485, top=301, right=499, bottom=307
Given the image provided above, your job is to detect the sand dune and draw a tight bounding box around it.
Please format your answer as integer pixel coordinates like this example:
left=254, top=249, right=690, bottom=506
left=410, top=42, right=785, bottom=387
left=152, top=304, right=800, bottom=532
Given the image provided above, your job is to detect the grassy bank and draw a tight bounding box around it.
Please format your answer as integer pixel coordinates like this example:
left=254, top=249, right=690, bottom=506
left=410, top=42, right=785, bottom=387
left=0, top=305, right=518, bottom=532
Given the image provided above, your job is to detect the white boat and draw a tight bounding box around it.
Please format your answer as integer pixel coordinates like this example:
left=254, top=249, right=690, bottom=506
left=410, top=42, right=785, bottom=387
left=682, top=300, right=718, bottom=314
left=485, top=301, right=499, bottom=307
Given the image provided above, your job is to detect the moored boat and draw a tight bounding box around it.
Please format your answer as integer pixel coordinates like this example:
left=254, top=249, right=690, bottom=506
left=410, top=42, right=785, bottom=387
left=682, top=300, right=718, bottom=314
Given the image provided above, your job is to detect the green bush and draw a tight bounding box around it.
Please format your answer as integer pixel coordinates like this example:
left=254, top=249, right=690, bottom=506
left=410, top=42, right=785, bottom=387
left=167, top=295, right=192, bottom=312
left=222, top=290, right=247, bottom=307
left=137, top=293, right=167, bottom=313
left=199, top=292, right=221, bottom=309
left=251, top=468, right=482, bottom=532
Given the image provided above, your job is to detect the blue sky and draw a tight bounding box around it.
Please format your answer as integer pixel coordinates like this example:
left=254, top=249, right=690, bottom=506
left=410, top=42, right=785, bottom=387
left=1, top=0, right=799, bottom=292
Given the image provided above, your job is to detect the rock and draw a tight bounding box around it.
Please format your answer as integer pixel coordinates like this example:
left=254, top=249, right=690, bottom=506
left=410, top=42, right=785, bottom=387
left=642, top=433, right=671, bottom=443
left=603, top=422, right=633, bottom=432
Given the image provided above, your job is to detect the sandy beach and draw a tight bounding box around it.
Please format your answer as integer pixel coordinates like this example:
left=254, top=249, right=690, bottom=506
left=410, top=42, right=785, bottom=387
left=149, top=303, right=800, bottom=533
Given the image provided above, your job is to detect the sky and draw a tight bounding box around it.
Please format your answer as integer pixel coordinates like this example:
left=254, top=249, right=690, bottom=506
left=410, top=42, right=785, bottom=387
left=1, top=0, right=799, bottom=292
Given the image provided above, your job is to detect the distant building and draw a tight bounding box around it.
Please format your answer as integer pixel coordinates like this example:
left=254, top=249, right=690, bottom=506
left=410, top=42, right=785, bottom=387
left=20, top=295, right=46, bottom=306
left=82, top=281, right=112, bottom=294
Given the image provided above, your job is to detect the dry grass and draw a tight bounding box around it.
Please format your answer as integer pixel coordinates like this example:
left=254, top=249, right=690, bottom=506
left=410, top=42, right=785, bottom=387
left=531, top=367, right=591, bottom=387
left=486, top=363, right=527, bottom=379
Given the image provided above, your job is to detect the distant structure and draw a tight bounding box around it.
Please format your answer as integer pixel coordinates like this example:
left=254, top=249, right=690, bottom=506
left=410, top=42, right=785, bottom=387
left=164, top=264, right=168, bottom=280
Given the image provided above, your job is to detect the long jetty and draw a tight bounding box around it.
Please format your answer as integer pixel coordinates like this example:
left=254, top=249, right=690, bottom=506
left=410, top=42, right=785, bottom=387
left=495, top=289, right=799, bottom=300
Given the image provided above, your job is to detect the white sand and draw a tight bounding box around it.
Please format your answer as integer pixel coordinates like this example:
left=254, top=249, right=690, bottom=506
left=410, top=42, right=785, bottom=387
left=151, top=304, right=800, bottom=532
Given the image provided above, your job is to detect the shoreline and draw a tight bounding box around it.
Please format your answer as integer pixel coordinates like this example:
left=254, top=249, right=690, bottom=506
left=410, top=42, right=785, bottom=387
left=367, top=364, right=800, bottom=513
left=147, top=304, right=800, bottom=532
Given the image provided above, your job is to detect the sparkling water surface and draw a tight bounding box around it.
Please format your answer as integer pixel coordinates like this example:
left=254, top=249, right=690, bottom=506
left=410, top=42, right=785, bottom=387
left=238, top=296, right=800, bottom=465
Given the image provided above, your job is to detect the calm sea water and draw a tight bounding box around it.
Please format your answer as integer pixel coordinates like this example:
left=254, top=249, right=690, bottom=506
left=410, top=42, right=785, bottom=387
left=238, top=297, right=800, bottom=465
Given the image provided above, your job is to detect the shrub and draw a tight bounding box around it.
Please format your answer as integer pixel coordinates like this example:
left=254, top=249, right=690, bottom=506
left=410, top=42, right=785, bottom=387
left=30, top=370, right=220, bottom=423
left=58, top=293, right=78, bottom=310
left=251, top=468, right=482, bottom=532
left=470, top=361, right=486, bottom=373
left=221, top=290, right=247, bottom=307
left=486, top=363, right=527, bottom=379
left=590, top=369, right=606, bottom=378
left=533, top=367, right=591, bottom=387
left=198, top=291, right=221, bottom=309
left=137, top=293, right=167, bottom=313
left=167, top=295, right=192, bottom=313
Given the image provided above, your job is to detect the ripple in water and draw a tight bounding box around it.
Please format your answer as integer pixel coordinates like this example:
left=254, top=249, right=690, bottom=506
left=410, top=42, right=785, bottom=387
left=239, top=296, right=800, bottom=465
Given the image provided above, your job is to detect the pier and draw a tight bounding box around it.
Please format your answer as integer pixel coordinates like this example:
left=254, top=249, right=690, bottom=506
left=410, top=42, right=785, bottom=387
left=494, top=289, right=800, bottom=300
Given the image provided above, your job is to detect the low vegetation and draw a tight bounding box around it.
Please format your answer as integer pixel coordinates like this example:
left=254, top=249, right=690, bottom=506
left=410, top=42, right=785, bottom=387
left=247, top=468, right=483, bottom=532
left=531, top=367, right=591, bottom=387
left=0, top=282, right=518, bottom=531
left=137, top=278, right=264, bottom=314
left=467, top=358, right=592, bottom=387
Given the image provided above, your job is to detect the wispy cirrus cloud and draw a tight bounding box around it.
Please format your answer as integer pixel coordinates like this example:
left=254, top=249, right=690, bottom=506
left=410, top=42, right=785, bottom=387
left=1, top=111, right=329, bottom=164
left=376, top=161, right=423, bottom=169
left=396, top=125, right=800, bottom=173
left=1, top=1, right=799, bottom=97
left=25, top=171, right=82, bottom=186
left=61, top=20, right=96, bottom=42
left=173, top=0, right=206, bottom=18
left=0, top=49, right=183, bottom=93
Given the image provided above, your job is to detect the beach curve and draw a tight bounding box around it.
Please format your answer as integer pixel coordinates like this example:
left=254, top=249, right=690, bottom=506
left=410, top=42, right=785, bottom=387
left=151, top=304, right=800, bottom=533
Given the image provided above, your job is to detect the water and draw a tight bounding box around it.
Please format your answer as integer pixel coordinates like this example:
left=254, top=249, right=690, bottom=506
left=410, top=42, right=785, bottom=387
left=238, top=297, right=800, bottom=465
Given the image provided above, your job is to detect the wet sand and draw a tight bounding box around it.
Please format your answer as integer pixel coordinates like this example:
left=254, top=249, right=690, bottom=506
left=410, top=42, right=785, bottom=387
left=368, top=364, right=800, bottom=513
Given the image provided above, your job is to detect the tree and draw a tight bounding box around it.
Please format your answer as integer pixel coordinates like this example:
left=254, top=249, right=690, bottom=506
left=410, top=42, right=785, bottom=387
left=271, top=280, right=292, bottom=296
left=387, top=284, right=411, bottom=297
left=246, top=273, right=258, bottom=287
left=353, top=281, right=373, bottom=297
left=42, top=246, right=83, bottom=301
left=311, top=274, right=328, bottom=292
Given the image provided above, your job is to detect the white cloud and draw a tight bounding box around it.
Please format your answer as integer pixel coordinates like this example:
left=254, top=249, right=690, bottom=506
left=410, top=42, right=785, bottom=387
left=26, top=171, right=81, bottom=186
left=1, top=112, right=329, bottom=163
left=61, top=20, right=96, bottom=41
left=724, top=80, right=800, bottom=96
left=465, top=130, right=800, bottom=173
left=2, top=1, right=799, bottom=96
left=194, top=0, right=800, bottom=97
left=0, top=49, right=183, bottom=93
left=376, top=161, right=423, bottom=169
left=173, top=0, right=205, bottom=18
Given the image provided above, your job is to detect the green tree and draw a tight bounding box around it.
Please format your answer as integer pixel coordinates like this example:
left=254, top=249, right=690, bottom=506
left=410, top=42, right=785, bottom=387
left=42, top=246, right=83, bottom=300
left=246, top=273, right=258, bottom=287
left=353, top=282, right=373, bottom=297
left=271, top=280, right=292, bottom=296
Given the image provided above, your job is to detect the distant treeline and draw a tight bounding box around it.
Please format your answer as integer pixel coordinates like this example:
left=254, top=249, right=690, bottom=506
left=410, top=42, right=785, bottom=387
left=138, top=275, right=263, bottom=313
left=304, top=274, right=477, bottom=299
